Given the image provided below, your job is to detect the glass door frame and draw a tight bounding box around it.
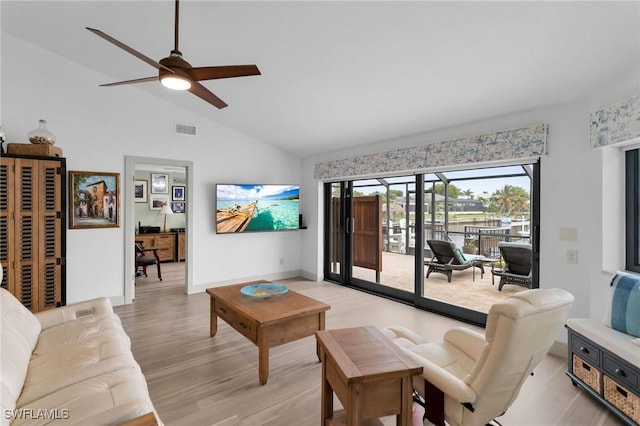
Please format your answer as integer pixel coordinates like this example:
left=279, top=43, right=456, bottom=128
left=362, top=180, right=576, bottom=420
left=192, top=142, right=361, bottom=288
left=324, top=181, right=415, bottom=303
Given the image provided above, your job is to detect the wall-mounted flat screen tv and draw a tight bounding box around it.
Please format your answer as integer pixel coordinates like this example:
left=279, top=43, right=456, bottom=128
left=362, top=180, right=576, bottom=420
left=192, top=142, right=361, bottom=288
left=216, top=184, right=300, bottom=233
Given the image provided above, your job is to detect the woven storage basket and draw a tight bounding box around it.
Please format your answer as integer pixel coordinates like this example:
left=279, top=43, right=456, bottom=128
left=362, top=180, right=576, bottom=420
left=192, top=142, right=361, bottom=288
left=604, top=375, right=640, bottom=424
left=573, top=354, right=601, bottom=393
left=7, top=143, right=63, bottom=157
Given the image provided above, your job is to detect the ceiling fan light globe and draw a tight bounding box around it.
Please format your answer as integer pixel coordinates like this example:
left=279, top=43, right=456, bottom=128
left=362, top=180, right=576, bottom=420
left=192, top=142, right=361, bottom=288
left=161, top=75, right=191, bottom=91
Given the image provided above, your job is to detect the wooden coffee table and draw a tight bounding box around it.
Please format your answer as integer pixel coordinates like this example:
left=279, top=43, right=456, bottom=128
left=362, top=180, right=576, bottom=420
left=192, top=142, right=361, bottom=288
left=206, top=281, right=330, bottom=385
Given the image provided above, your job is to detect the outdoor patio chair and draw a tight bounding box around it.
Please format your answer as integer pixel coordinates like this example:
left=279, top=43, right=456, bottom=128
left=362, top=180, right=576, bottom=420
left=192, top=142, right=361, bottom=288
left=425, top=239, right=484, bottom=283
left=491, top=241, right=532, bottom=291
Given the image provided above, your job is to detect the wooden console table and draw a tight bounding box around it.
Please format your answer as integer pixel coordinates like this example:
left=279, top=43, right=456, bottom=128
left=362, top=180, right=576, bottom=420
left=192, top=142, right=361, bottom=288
left=135, top=233, right=175, bottom=262
left=315, top=326, right=423, bottom=426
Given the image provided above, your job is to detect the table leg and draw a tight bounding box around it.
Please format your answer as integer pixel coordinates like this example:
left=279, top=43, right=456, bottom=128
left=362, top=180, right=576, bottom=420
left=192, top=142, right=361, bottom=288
left=258, top=328, right=269, bottom=385
left=348, top=383, right=364, bottom=425
left=210, top=298, right=218, bottom=337
left=398, top=376, right=413, bottom=426
left=316, top=312, right=326, bottom=361
left=320, top=350, right=333, bottom=424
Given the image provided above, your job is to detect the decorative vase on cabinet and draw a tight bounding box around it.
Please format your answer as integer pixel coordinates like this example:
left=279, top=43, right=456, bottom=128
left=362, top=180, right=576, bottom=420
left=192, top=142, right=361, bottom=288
left=27, top=119, right=56, bottom=145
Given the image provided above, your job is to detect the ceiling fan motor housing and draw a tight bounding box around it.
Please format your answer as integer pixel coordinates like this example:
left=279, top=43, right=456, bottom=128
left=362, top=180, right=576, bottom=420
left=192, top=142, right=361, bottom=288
left=160, top=52, right=192, bottom=70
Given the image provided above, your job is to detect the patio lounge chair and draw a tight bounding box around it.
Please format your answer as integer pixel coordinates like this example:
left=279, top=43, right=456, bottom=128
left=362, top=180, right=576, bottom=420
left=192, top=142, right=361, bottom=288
left=425, top=239, right=484, bottom=283
left=492, top=242, right=532, bottom=291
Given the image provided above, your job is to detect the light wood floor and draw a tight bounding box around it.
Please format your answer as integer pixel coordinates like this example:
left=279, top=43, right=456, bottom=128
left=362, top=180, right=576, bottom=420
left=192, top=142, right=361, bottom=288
left=118, top=263, right=624, bottom=426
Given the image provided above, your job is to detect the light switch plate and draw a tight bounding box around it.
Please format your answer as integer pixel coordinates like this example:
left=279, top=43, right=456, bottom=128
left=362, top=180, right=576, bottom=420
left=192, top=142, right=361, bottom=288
left=560, top=227, right=578, bottom=242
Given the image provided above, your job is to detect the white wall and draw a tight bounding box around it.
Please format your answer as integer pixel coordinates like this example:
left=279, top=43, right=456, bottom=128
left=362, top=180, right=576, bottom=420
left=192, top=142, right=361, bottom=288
left=3, top=34, right=303, bottom=304
left=301, top=77, right=639, bottom=322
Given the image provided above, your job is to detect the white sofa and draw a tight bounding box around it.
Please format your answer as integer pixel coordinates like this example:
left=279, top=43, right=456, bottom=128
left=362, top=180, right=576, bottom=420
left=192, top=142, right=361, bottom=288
left=0, top=279, right=159, bottom=425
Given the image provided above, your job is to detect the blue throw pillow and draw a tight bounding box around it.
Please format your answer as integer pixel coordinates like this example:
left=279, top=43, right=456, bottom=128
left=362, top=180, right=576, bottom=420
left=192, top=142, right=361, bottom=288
left=607, top=272, right=640, bottom=337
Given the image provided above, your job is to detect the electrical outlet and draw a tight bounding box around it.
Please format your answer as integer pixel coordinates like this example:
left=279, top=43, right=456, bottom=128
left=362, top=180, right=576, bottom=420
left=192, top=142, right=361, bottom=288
left=566, top=250, right=578, bottom=264
left=279, top=257, right=284, bottom=265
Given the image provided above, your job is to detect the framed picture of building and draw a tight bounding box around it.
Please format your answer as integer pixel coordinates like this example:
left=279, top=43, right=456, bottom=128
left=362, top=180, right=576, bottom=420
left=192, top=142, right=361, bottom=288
left=69, top=171, right=120, bottom=229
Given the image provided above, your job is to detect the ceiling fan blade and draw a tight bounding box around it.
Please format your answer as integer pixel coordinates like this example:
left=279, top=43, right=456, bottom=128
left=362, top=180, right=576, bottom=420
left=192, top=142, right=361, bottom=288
left=86, top=27, right=173, bottom=73
left=187, top=65, right=261, bottom=82
left=188, top=82, right=228, bottom=109
left=100, top=76, right=158, bottom=87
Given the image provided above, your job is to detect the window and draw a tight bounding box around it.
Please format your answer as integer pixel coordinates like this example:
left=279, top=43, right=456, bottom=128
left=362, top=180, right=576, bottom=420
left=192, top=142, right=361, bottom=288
left=626, top=148, right=640, bottom=272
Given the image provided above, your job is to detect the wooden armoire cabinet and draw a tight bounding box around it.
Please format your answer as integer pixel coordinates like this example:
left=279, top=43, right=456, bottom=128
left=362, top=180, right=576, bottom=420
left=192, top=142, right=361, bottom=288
left=0, top=154, right=66, bottom=312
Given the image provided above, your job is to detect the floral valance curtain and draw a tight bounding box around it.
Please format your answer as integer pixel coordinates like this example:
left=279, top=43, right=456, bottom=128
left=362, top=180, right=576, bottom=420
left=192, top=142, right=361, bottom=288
left=314, top=123, right=548, bottom=180
left=590, top=94, right=640, bottom=149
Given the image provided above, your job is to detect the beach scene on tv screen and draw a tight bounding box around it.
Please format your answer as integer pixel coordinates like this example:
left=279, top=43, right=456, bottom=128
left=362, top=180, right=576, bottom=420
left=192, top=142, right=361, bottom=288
left=216, top=184, right=300, bottom=233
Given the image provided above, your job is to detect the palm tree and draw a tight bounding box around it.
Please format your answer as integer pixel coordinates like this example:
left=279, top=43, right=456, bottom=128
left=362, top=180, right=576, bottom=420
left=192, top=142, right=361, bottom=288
left=461, top=189, right=474, bottom=199
left=491, top=185, right=529, bottom=215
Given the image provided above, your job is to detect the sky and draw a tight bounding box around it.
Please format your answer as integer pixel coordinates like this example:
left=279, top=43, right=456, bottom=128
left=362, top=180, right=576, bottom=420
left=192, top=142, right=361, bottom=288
left=77, top=174, right=117, bottom=191
left=217, top=184, right=299, bottom=200
left=354, top=165, right=532, bottom=198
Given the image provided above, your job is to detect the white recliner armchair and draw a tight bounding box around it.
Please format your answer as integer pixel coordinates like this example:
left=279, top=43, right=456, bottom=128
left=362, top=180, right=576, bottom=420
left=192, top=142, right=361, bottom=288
left=383, top=288, right=574, bottom=426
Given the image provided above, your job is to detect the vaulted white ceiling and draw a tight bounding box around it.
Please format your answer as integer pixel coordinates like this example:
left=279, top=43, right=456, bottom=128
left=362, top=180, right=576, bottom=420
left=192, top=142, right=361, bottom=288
left=3, top=1, right=639, bottom=157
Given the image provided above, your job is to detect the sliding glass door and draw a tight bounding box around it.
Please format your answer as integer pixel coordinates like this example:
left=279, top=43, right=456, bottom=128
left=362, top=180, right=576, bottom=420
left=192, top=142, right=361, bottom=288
left=324, top=162, right=540, bottom=326
left=324, top=178, right=416, bottom=302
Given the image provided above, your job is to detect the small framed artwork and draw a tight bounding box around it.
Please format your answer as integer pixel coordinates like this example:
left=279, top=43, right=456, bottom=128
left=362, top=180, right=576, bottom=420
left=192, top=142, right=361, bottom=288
left=134, top=180, right=148, bottom=203
left=172, top=186, right=185, bottom=201
left=151, top=173, right=168, bottom=194
left=69, top=171, right=120, bottom=229
left=171, top=201, right=186, bottom=214
left=150, top=194, right=170, bottom=210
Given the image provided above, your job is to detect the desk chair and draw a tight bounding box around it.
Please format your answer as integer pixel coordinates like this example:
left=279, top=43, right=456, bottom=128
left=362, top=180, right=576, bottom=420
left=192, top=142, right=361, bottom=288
left=135, top=241, right=162, bottom=281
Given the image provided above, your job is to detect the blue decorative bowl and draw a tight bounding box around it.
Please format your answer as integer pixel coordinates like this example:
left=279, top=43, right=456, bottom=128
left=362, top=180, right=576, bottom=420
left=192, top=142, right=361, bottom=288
left=240, top=283, right=288, bottom=298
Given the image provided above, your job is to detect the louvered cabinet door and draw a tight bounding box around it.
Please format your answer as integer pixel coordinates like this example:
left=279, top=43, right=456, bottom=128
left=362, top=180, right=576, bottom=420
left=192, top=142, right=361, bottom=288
left=0, top=156, right=65, bottom=312
left=0, top=159, right=15, bottom=293
left=38, top=160, right=63, bottom=311
left=14, top=159, right=41, bottom=311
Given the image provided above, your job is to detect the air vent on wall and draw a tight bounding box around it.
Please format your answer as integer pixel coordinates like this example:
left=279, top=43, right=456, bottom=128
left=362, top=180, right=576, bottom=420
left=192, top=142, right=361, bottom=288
left=175, top=123, right=197, bottom=136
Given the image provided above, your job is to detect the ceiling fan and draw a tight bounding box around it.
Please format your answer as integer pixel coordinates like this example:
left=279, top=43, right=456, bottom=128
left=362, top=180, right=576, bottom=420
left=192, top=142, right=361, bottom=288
left=86, top=0, right=260, bottom=109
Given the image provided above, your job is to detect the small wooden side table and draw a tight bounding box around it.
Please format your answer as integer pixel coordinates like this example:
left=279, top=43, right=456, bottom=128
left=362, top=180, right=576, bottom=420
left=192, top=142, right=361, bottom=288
left=315, top=326, right=423, bottom=426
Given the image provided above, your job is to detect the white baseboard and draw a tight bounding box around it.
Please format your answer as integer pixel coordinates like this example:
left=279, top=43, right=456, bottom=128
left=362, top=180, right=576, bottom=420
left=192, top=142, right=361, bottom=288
left=549, top=340, right=568, bottom=358
left=300, top=269, right=321, bottom=282
left=110, top=295, right=125, bottom=307
left=190, top=269, right=303, bottom=294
